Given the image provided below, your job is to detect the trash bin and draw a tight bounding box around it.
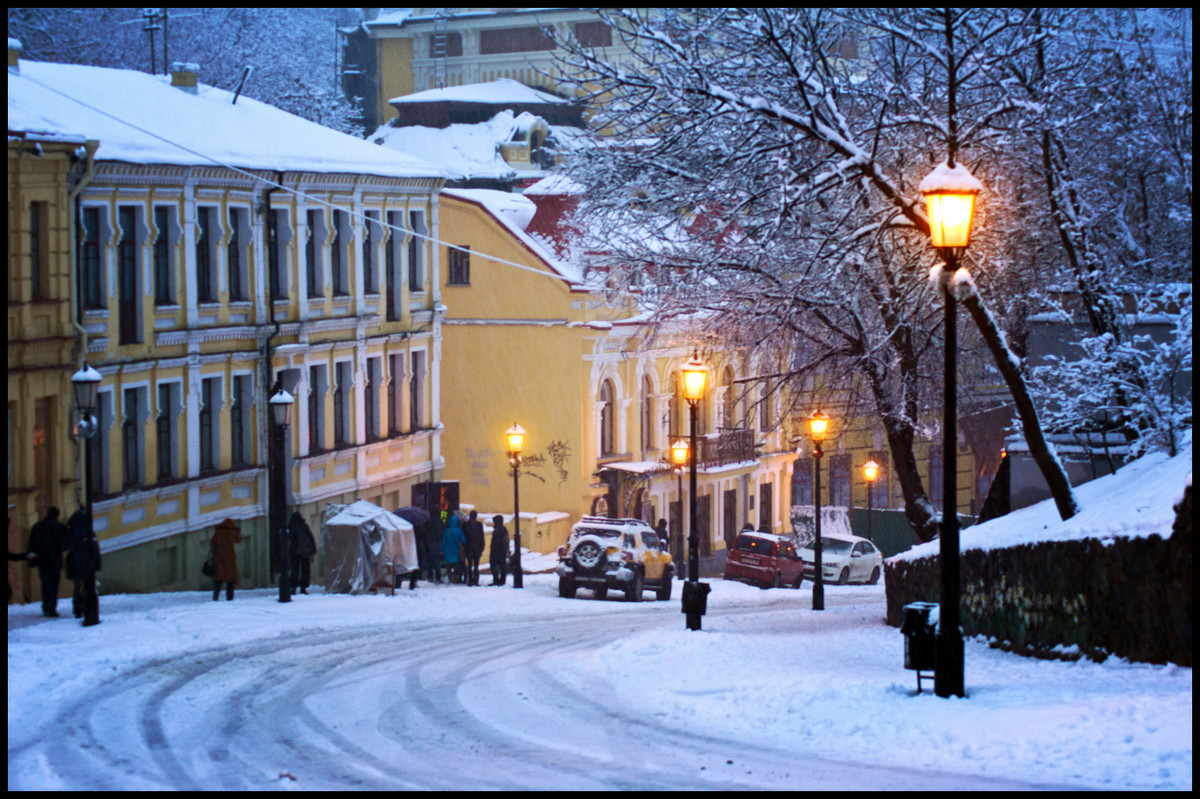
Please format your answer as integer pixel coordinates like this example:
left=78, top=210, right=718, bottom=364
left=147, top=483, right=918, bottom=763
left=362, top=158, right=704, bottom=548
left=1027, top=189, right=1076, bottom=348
left=900, top=601, right=938, bottom=692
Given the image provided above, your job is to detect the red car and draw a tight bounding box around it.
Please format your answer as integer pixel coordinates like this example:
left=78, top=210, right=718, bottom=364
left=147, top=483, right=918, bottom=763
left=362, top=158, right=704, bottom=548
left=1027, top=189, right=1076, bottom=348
left=723, top=531, right=804, bottom=589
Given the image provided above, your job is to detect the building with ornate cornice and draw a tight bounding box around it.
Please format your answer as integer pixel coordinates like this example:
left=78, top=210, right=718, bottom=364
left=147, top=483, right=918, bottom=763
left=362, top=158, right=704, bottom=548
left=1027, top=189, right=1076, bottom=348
left=8, top=45, right=448, bottom=594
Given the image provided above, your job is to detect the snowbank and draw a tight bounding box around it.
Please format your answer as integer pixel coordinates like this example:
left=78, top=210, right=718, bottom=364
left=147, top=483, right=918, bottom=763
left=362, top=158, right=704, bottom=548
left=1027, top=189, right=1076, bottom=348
left=894, top=441, right=1192, bottom=562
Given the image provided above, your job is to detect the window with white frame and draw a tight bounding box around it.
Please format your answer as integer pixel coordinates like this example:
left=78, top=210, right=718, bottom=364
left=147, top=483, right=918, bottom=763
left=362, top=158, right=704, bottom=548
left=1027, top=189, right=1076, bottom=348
left=385, top=210, right=404, bottom=321
left=599, top=379, right=615, bottom=456
left=80, top=206, right=106, bottom=310
left=365, top=357, right=381, bottom=441
left=308, top=364, right=326, bottom=453
left=363, top=211, right=380, bottom=294
left=122, top=386, right=146, bottom=487
left=409, top=350, right=425, bottom=430
left=306, top=209, right=324, bottom=299
left=332, top=210, right=349, bottom=296
left=408, top=210, right=426, bottom=292
left=230, top=374, right=253, bottom=466
left=334, top=361, right=352, bottom=446
left=196, top=206, right=219, bottom=304
left=227, top=207, right=249, bottom=302
left=156, top=382, right=180, bottom=480
left=199, top=377, right=221, bottom=472
left=153, top=206, right=176, bottom=306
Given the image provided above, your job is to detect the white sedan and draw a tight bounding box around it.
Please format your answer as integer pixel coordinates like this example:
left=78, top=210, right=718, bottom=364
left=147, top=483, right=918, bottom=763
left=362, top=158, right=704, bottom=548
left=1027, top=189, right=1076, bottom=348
left=798, top=532, right=883, bottom=585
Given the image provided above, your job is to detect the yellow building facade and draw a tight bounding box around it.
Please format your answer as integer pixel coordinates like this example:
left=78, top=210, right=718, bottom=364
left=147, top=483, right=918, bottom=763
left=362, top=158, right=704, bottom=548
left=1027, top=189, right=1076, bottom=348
left=8, top=52, right=447, bottom=595
left=436, top=190, right=815, bottom=564
left=347, top=8, right=643, bottom=130
left=7, top=130, right=98, bottom=603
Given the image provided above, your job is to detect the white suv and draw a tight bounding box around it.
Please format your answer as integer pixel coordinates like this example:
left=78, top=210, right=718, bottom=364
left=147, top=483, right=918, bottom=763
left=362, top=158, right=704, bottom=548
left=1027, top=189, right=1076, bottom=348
left=556, top=516, right=674, bottom=601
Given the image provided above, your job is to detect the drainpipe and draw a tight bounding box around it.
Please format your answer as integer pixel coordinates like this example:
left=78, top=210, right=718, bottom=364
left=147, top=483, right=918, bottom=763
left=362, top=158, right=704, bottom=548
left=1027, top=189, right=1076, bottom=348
left=260, top=173, right=285, bottom=588
left=67, top=140, right=97, bottom=511
left=69, top=140, right=99, bottom=367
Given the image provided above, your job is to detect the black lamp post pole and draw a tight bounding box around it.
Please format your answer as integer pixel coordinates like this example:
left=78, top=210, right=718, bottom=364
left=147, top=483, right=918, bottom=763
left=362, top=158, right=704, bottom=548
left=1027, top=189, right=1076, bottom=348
left=685, top=399, right=702, bottom=629
left=935, top=252, right=964, bottom=698
left=273, top=411, right=291, bottom=604
left=511, top=458, right=523, bottom=589
left=812, top=441, right=824, bottom=611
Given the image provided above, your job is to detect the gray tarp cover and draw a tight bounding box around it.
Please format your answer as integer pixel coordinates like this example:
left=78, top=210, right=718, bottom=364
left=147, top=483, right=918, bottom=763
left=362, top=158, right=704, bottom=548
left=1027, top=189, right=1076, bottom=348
left=322, top=500, right=418, bottom=594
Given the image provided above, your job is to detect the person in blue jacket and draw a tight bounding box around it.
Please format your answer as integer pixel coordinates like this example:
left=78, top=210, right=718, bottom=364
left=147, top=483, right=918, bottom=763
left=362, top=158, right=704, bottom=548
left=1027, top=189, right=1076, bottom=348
left=441, top=514, right=467, bottom=584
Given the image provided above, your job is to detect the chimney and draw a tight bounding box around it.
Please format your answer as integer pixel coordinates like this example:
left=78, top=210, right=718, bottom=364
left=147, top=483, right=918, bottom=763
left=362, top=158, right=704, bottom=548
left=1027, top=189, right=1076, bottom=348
left=169, top=62, right=200, bottom=94
left=9, top=37, right=22, bottom=73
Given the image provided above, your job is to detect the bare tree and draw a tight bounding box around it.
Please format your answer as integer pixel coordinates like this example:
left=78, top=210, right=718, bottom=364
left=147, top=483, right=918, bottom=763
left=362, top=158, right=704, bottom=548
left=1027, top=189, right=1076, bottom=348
left=557, top=8, right=1091, bottom=535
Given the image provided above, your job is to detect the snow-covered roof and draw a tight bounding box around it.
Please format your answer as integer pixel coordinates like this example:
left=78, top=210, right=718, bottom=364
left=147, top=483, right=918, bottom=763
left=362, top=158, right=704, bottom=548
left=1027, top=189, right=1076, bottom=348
left=370, top=110, right=540, bottom=182
left=389, top=78, right=572, bottom=107
left=8, top=59, right=446, bottom=180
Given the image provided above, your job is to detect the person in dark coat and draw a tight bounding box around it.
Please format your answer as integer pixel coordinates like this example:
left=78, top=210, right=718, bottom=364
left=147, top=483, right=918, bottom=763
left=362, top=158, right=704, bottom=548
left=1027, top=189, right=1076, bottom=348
left=462, top=510, right=485, bottom=586
left=29, top=507, right=68, bottom=617
left=210, top=518, right=242, bottom=601
left=65, top=509, right=101, bottom=626
left=489, top=515, right=510, bottom=586
left=288, top=511, right=317, bottom=595
left=423, top=520, right=443, bottom=584
left=441, top=514, right=467, bottom=584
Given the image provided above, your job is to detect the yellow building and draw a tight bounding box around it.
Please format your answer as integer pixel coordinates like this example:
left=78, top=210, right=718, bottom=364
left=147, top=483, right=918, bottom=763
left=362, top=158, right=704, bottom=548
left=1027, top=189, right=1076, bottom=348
left=8, top=50, right=447, bottom=594
left=343, top=8, right=644, bottom=130
left=436, top=187, right=813, bottom=566
left=7, top=92, right=100, bottom=602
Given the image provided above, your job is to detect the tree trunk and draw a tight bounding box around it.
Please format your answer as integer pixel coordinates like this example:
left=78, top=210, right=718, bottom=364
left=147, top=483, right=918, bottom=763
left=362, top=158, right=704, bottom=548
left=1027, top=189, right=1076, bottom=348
left=960, top=292, right=1079, bottom=521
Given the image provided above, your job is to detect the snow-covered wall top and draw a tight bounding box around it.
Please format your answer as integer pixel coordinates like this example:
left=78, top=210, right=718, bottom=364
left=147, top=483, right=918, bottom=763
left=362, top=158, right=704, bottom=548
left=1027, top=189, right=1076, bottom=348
left=9, top=59, right=446, bottom=180
left=891, top=439, right=1192, bottom=563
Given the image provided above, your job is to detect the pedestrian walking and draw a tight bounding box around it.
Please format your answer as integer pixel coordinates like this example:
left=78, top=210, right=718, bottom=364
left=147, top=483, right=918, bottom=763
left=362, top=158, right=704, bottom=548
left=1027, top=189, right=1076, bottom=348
left=210, top=518, right=242, bottom=601
left=28, top=507, right=68, bottom=617
left=288, top=511, right=316, bottom=596
left=65, top=509, right=101, bottom=626
left=489, top=514, right=509, bottom=586
left=462, top=510, right=485, bottom=586
left=441, top=514, right=467, bottom=584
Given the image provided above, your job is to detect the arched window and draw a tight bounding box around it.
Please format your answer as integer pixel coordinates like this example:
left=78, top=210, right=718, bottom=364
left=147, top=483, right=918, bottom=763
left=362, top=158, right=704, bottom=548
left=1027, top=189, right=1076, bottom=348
left=600, top=379, right=615, bottom=456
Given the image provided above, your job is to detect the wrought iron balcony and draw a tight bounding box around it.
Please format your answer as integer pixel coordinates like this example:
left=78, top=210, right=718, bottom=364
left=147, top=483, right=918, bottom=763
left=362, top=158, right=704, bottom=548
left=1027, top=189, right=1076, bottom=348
left=696, top=427, right=756, bottom=468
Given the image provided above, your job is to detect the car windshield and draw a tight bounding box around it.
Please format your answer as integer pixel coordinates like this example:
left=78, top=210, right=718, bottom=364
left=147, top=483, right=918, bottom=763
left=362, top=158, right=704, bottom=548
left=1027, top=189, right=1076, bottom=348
left=735, top=535, right=773, bottom=554
left=821, top=539, right=853, bottom=555
left=571, top=527, right=621, bottom=542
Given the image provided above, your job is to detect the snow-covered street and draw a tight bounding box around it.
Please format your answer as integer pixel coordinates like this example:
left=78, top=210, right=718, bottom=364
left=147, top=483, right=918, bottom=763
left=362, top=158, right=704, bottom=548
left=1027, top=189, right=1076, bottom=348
left=8, top=575, right=1190, bottom=790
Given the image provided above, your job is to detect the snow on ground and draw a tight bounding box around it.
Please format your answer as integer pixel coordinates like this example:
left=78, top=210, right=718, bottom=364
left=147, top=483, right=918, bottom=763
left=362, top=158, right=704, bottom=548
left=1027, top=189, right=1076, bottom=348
left=8, top=575, right=1190, bottom=789
left=8, top=445, right=1192, bottom=789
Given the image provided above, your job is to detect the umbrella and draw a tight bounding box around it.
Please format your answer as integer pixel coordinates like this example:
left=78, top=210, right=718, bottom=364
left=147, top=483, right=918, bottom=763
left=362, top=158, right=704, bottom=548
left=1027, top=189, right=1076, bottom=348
left=393, top=506, right=430, bottom=526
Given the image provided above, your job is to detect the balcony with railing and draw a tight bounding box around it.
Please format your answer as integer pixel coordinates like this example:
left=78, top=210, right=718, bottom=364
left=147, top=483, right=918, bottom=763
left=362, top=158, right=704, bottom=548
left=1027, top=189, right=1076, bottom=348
left=695, top=427, right=756, bottom=468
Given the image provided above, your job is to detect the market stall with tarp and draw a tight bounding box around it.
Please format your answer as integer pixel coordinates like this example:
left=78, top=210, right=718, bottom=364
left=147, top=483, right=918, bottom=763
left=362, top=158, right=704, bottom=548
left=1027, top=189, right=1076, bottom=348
left=322, top=500, right=418, bottom=594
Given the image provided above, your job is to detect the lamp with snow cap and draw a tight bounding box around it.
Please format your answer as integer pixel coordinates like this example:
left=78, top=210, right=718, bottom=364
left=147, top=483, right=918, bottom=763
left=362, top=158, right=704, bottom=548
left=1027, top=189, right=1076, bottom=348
left=920, top=159, right=980, bottom=699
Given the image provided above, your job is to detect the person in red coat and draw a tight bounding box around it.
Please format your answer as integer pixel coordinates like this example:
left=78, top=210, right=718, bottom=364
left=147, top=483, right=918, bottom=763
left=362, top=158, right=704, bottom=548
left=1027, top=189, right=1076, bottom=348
left=210, top=518, right=242, bottom=601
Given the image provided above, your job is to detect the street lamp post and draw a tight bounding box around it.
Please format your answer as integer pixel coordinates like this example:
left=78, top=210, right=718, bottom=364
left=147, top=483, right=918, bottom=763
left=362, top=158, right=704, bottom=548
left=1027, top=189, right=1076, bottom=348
left=920, top=159, right=981, bottom=699
left=269, top=386, right=295, bottom=604
left=809, top=409, right=829, bottom=611
left=71, top=364, right=102, bottom=627
left=863, top=459, right=880, bottom=541
left=670, top=437, right=689, bottom=580
left=505, top=423, right=525, bottom=589
left=680, top=354, right=709, bottom=630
